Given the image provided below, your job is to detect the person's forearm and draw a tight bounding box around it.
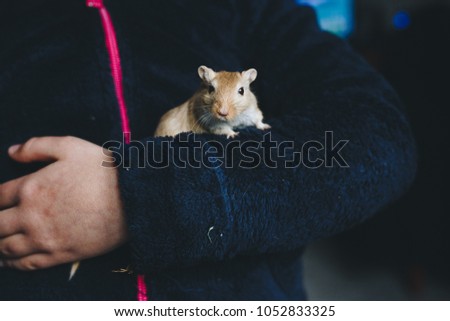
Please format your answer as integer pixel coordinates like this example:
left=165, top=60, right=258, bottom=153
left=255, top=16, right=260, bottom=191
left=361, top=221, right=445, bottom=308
left=118, top=0, right=417, bottom=273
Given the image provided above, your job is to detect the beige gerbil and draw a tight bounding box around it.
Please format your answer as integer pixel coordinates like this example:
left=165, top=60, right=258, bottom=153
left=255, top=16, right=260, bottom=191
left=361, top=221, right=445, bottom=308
left=154, top=66, right=271, bottom=138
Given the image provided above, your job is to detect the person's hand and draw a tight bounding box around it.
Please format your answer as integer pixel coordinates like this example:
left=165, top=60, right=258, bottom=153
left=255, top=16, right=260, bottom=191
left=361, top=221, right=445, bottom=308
left=0, top=136, right=127, bottom=270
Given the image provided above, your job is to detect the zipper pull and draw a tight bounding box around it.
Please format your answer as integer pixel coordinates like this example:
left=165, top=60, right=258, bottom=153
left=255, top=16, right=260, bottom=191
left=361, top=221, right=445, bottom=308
left=112, top=265, right=134, bottom=275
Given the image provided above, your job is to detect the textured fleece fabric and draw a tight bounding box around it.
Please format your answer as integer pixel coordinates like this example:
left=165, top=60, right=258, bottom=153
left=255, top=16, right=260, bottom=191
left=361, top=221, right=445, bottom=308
left=0, top=0, right=416, bottom=300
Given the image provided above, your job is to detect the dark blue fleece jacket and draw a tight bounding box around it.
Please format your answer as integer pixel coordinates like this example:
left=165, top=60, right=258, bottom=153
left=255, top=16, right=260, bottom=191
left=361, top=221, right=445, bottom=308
left=0, top=0, right=416, bottom=300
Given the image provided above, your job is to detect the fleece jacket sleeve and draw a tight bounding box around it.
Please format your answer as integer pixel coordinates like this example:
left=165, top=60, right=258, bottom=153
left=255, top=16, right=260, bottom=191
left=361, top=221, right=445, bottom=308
left=117, top=0, right=417, bottom=273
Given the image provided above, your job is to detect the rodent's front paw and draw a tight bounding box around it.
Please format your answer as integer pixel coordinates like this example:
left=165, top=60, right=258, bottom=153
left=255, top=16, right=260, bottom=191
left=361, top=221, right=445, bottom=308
left=257, top=122, right=271, bottom=130
left=227, top=131, right=239, bottom=139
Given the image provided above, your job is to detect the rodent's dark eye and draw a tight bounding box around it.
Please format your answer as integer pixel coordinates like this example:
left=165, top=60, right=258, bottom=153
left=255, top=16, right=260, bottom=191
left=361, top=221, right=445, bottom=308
left=238, top=87, right=244, bottom=96
left=208, top=85, right=215, bottom=94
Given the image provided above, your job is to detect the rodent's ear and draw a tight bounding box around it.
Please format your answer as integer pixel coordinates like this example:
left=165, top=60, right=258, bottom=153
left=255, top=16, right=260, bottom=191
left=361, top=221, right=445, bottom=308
left=198, top=65, right=216, bottom=83
left=242, top=68, right=258, bottom=83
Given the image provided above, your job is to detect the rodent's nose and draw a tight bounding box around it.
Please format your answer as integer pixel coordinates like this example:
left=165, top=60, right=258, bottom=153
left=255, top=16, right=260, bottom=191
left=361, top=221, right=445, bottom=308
left=218, top=110, right=229, bottom=117
left=217, top=106, right=229, bottom=117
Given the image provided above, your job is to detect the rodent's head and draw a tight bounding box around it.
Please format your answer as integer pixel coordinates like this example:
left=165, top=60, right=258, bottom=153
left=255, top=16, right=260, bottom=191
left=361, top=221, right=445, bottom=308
left=197, top=65, right=258, bottom=121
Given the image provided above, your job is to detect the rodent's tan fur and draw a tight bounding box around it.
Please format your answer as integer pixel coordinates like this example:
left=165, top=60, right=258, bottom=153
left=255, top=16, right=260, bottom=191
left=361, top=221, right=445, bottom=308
left=154, top=66, right=270, bottom=138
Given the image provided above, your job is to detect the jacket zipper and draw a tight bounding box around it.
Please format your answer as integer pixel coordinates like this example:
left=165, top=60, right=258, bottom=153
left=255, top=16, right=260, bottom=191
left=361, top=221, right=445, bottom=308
left=86, top=0, right=148, bottom=301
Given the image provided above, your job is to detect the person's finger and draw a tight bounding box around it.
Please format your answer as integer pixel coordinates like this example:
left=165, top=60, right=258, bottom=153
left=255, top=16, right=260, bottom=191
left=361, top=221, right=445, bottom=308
left=8, top=136, right=77, bottom=163
left=0, top=234, right=35, bottom=259
left=0, top=177, right=24, bottom=210
left=0, top=253, right=54, bottom=271
left=0, top=208, right=22, bottom=238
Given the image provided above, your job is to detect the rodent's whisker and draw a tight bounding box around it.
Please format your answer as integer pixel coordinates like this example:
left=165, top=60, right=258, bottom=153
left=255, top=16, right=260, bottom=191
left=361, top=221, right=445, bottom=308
left=192, top=113, right=211, bottom=132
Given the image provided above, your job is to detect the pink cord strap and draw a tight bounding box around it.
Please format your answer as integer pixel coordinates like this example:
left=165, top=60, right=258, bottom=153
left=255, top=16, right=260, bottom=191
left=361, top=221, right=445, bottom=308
left=137, top=274, right=149, bottom=301
left=87, top=0, right=131, bottom=144
left=87, top=0, right=147, bottom=301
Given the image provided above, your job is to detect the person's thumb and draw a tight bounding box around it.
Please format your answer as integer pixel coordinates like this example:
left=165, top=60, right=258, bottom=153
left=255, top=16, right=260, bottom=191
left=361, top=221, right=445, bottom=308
left=8, top=136, right=72, bottom=163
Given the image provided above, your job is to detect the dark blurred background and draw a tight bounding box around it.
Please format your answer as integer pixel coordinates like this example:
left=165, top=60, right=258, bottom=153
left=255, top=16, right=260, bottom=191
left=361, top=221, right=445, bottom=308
left=296, top=0, right=450, bottom=300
